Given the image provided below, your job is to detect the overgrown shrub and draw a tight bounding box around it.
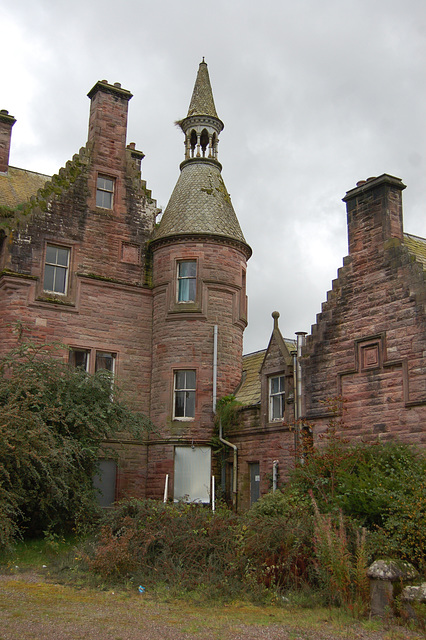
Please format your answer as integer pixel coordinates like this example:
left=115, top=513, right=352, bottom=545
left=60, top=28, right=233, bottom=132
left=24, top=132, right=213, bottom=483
left=289, top=412, right=426, bottom=574
left=0, top=340, right=151, bottom=546
left=85, top=500, right=244, bottom=598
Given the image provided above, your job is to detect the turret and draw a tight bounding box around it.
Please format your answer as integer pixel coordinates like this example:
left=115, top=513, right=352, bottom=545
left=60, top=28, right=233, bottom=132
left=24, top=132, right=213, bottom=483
left=147, top=61, right=251, bottom=504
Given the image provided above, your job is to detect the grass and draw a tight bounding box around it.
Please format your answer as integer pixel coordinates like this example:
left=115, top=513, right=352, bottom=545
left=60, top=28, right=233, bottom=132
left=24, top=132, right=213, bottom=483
left=0, top=539, right=424, bottom=640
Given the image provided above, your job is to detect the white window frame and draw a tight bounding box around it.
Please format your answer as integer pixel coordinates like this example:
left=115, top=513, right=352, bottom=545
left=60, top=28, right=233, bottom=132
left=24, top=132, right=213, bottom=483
left=43, top=244, right=70, bottom=295
left=173, top=369, right=196, bottom=420
left=269, top=374, right=285, bottom=421
left=95, top=351, right=116, bottom=376
left=69, top=348, right=90, bottom=371
left=96, top=175, right=115, bottom=209
left=177, top=260, right=197, bottom=303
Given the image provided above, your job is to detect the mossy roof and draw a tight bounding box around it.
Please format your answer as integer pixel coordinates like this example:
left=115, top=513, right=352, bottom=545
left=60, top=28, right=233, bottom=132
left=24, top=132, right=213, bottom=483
left=235, top=339, right=296, bottom=407
left=0, top=166, right=51, bottom=208
left=187, top=61, right=218, bottom=119
left=152, top=159, right=249, bottom=248
left=404, top=232, right=426, bottom=269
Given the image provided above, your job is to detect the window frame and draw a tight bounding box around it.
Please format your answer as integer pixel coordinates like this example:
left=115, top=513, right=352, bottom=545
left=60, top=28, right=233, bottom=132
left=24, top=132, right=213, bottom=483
left=43, top=244, right=70, bottom=295
left=177, top=260, right=197, bottom=303
left=67, top=348, right=117, bottom=377
left=96, top=174, right=115, bottom=209
left=269, top=374, right=285, bottom=422
left=173, top=369, right=196, bottom=420
left=68, top=348, right=90, bottom=371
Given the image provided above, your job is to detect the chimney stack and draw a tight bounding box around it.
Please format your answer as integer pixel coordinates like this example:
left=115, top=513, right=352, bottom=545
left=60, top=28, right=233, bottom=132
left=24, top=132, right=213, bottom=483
left=0, top=110, right=16, bottom=173
left=87, top=80, right=132, bottom=171
left=343, top=174, right=406, bottom=257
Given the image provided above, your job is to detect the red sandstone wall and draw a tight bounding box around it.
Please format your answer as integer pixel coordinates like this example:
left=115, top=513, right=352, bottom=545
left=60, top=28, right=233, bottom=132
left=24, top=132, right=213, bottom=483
left=0, top=81, right=156, bottom=500
left=147, top=238, right=248, bottom=499
left=303, top=176, right=426, bottom=446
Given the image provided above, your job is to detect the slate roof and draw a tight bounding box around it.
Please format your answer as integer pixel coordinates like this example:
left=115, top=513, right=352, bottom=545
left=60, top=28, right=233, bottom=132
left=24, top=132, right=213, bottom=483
left=404, top=232, right=426, bottom=269
left=236, top=339, right=296, bottom=407
left=235, top=350, right=265, bottom=406
left=152, top=159, right=249, bottom=247
left=187, top=60, right=218, bottom=119
left=0, top=166, right=51, bottom=208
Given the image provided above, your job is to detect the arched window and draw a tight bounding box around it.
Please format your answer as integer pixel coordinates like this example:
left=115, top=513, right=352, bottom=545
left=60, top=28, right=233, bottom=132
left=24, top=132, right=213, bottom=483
left=190, top=130, right=197, bottom=157
left=200, top=129, right=209, bottom=157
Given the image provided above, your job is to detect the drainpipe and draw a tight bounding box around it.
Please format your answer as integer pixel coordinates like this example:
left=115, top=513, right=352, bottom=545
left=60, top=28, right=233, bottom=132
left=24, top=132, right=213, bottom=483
left=295, top=332, right=307, bottom=463
left=214, top=324, right=238, bottom=510
left=272, top=460, right=279, bottom=492
left=219, top=417, right=238, bottom=511
left=213, top=325, right=218, bottom=412
left=291, top=349, right=298, bottom=452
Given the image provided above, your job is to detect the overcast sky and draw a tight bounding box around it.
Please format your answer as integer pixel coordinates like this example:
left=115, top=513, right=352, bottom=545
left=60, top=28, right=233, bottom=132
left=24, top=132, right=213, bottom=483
left=2, top=1, right=426, bottom=354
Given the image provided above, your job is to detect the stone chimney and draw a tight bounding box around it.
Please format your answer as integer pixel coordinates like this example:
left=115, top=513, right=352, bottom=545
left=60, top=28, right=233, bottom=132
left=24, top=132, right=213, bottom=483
left=87, top=80, right=133, bottom=171
left=0, top=110, right=16, bottom=173
left=343, top=174, right=406, bottom=257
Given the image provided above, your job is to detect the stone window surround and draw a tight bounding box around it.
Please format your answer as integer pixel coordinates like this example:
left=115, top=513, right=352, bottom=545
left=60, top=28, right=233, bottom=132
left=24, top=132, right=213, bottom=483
left=96, top=174, right=115, bottom=209
left=68, top=346, right=118, bottom=376
left=173, top=368, right=196, bottom=421
left=268, top=374, right=285, bottom=422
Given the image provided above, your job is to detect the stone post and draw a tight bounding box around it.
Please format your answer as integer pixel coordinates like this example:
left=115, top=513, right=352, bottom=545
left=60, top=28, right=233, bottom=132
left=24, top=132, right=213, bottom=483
left=367, top=560, right=418, bottom=617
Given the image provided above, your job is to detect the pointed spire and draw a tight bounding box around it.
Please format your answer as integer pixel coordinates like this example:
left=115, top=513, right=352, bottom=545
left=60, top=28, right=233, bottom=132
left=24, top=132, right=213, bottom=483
left=152, top=61, right=251, bottom=259
left=187, top=59, right=219, bottom=119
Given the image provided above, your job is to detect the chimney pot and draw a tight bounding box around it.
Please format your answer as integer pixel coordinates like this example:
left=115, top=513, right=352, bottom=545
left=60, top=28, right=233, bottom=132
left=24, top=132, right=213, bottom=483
left=0, top=110, right=16, bottom=173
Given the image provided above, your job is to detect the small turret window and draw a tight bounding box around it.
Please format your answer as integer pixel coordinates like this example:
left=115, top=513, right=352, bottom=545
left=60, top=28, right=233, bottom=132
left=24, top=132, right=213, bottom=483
left=190, top=130, right=197, bottom=158
left=174, top=370, right=196, bottom=419
left=177, top=260, right=196, bottom=302
left=200, top=129, right=209, bottom=157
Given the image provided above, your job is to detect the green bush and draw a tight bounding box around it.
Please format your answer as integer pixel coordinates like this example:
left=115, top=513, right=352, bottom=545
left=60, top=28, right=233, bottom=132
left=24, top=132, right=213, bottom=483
left=0, top=341, right=151, bottom=546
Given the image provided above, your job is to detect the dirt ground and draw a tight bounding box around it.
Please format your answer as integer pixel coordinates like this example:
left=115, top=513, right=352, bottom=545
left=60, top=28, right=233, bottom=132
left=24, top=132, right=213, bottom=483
left=0, top=572, right=423, bottom=640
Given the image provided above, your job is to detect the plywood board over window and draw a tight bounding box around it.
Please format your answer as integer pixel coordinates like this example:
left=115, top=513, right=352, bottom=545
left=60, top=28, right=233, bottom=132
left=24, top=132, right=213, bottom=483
left=174, top=446, right=211, bottom=503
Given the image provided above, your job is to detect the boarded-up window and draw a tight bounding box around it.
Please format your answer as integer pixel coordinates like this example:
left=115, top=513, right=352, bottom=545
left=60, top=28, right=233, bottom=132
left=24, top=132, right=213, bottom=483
left=93, top=460, right=117, bottom=507
left=174, top=446, right=211, bottom=503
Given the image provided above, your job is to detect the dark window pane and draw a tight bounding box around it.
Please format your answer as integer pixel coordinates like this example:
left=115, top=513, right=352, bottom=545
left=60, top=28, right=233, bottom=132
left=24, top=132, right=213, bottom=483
left=179, top=261, right=196, bottom=278
left=43, top=264, right=54, bottom=291
left=54, top=266, right=67, bottom=293
left=175, top=391, right=185, bottom=417
left=186, top=370, right=196, bottom=389
left=45, top=245, right=57, bottom=263
left=56, top=247, right=69, bottom=266
left=69, top=350, right=89, bottom=370
left=96, top=352, right=115, bottom=372
left=185, top=390, right=195, bottom=417
left=175, top=370, right=186, bottom=389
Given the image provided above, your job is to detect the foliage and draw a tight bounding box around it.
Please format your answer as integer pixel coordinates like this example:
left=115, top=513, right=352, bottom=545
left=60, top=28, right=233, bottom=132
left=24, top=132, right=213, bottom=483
left=287, top=403, right=426, bottom=574
left=0, top=340, right=151, bottom=546
left=310, top=493, right=369, bottom=612
left=84, top=499, right=244, bottom=599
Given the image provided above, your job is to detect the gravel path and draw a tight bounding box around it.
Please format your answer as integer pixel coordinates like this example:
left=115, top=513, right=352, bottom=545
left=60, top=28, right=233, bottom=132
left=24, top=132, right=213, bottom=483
left=0, top=572, right=423, bottom=640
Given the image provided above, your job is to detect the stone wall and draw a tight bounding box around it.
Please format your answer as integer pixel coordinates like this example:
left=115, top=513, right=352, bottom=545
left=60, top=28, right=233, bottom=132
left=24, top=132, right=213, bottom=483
left=303, top=175, right=426, bottom=445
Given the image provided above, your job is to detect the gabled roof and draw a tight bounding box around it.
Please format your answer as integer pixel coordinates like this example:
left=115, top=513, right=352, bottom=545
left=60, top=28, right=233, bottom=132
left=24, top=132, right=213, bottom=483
left=235, top=349, right=265, bottom=406
left=404, top=232, right=426, bottom=269
left=187, top=60, right=218, bottom=119
left=0, top=166, right=51, bottom=208
left=235, top=337, right=296, bottom=408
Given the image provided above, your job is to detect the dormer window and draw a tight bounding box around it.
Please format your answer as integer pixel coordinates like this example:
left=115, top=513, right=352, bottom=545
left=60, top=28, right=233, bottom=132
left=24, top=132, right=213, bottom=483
left=96, top=175, right=114, bottom=209
left=269, top=375, right=285, bottom=421
left=177, top=260, right=196, bottom=302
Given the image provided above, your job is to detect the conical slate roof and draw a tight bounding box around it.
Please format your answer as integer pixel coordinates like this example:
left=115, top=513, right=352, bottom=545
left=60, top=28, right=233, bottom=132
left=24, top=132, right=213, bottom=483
left=153, top=160, right=248, bottom=246
left=187, top=60, right=218, bottom=118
